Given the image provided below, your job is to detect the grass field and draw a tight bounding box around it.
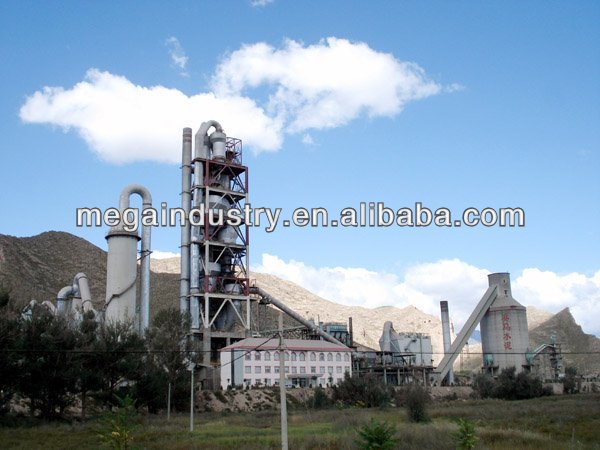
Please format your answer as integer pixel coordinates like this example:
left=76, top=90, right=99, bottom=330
left=1, top=394, right=599, bottom=449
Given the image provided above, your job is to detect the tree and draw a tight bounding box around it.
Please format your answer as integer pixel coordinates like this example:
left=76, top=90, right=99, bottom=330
left=332, top=373, right=393, bottom=408
left=16, top=307, right=80, bottom=419
left=404, top=383, right=430, bottom=423
left=355, top=418, right=398, bottom=450
left=563, top=367, right=578, bottom=394
left=91, top=321, right=145, bottom=408
left=134, top=308, right=190, bottom=413
left=0, top=292, right=19, bottom=415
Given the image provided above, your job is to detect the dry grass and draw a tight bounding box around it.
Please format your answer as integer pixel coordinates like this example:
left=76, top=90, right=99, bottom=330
left=1, top=394, right=599, bottom=449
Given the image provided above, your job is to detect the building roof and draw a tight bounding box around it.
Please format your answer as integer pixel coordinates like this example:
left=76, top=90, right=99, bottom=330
left=219, top=337, right=350, bottom=352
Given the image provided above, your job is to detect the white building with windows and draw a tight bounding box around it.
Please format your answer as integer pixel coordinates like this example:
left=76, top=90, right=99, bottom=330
left=219, top=338, right=352, bottom=390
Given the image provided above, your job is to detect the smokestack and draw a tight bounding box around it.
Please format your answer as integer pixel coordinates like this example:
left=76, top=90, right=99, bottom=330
left=440, top=301, right=454, bottom=385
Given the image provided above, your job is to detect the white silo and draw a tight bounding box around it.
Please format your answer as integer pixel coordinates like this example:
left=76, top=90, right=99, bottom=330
left=480, top=273, right=530, bottom=375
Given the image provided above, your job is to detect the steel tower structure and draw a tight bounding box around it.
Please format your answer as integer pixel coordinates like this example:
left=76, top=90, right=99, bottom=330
left=180, top=122, right=251, bottom=389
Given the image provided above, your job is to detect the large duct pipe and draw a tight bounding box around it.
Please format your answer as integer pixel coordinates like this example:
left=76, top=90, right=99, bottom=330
left=180, top=128, right=192, bottom=317
left=56, top=285, right=77, bottom=315
left=440, top=301, right=454, bottom=385
left=75, top=273, right=93, bottom=314
left=189, top=120, right=224, bottom=332
left=251, top=286, right=346, bottom=347
left=105, top=184, right=152, bottom=331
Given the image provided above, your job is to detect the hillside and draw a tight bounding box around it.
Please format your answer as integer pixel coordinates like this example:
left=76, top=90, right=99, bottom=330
left=2, top=231, right=597, bottom=374
left=0, top=231, right=180, bottom=313
left=530, top=308, right=600, bottom=373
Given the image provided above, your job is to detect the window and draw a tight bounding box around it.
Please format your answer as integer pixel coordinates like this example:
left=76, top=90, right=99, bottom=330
left=319, top=367, right=326, bottom=374
left=300, top=367, right=306, bottom=374
left=245, top=353, right=251, bottom=360
left=292, top=367, right=297, bottom=374
left=255, top=366, right=261, bottom=374
left=327, top=352, right=333, bottom=361
left=284, top=351, right=290, bottom=361
left=319, top=378, right=325, bottom=386
left=274, top=351, right=280, bottom=361
left=291, top=352, right=297, bottom=361
left=344, top=366, right=350, bottom=373
left=255, top=351, right=261, bottom=361
left=244, top=366, right=251, bottom=374
left=265, top=379, right=271, bottom=386
left=285, top=367, right=290, bottom=374
left=299, top=352, right=306, bottom=361
left=275, top=366, right=280, bottom=374
left=310, top=352, right=317, bottom=361
left=335, top=353, right=341, bottom=362
left=264, top=351, right=271, bottom=361
left=265, top=366, right=271, bottom=373
left=319, top=353, right=325, bottom=361
left=336, top=366, right=342, bottom=374
left=311, top=366, right=316, bottom=374
left=344, top=353, right=350, bottom=362
left=328, top=366, right=333, bottom=373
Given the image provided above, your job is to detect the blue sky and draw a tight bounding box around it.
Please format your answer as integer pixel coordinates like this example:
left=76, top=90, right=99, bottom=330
left=1, top=1, right=599, bottom=334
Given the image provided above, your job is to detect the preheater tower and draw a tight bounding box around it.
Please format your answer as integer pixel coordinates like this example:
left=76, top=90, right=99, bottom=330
left=180, top=121, right=251, bottom=389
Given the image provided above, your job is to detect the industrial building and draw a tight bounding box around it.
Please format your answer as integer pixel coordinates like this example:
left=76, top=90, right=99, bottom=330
left=219, top=338, right=352, bottom=390
left=25, top=119, right=565, bottom=392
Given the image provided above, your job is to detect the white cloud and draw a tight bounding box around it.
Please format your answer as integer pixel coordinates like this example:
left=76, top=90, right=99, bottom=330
left=165, top=36, right=189, bottom=75
left=19, top=69, right=282, bottom=163
left=301, top=133, right=314, bottom=145
left=212, top=37, right=442, bottom=132
left=250, top=0, right=274, bottom=6
left=513, top=268, right=600, bottom=337
left=20, top=38, right=449, bottom=163
left=256, top=254, right=600, bottom=336
left=151, top=250, right=180, bottom=259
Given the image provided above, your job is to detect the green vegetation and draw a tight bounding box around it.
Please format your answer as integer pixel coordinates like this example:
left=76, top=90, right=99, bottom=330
left=473, top=367, right=552, bottom=400
left=332, top=373, right=394, bottom=408
left=96, top=395, right=138, bottom=450
left=0, top=306, right=192, bottom=421
left=455, top=418, right=478, bottom=450
left=1, top=394, right=598, bottom=449
left=403, top=384, right=430, bottom=423
left=354, top=418, right=398, bottom=450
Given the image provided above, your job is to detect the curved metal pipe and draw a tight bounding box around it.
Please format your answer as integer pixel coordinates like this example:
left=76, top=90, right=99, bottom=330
left=189, top=120, right=224, bottom=331
left=74, top=273, right=94, bottom=314
left=116, top=184, right=153, bottom=332
left=56, top=285, right=77, bottom=315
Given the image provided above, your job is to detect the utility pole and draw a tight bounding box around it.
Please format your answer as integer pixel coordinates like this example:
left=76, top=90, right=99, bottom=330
left=188, top=361, right=196, bottom=432
left=167, top=382, right=171, bottom=420
left=279, top=312, right=288, bottom=450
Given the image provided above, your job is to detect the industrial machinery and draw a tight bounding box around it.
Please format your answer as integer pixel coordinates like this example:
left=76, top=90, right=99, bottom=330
left=379, top=321, right=433, bottom=366
left=433, top=272, right=531, bottom=384
left=179, top=121, right=252, bottom=389
left=105, top=184, right=152, bottom=332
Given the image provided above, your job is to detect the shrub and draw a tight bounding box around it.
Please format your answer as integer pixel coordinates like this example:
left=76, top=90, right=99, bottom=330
left=97, top=394, right=137, bottom=450
left=563, top=367, right=578, bottom=394
left=309, top=385, right=329, bottom=409
left=354, top=418, right=398, bottom=450
left=404, top=383, right=430, bottom=423
left=455, top=418, right=478, bottom=450
left=473, top=373, right=496, bottom=399
left=332, top=373, right=393, bottom=408
left=473, top=368, right=552, bottom=400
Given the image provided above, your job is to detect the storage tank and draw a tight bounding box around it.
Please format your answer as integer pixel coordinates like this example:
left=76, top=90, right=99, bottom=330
left=480, top=273, right=530, bottom=374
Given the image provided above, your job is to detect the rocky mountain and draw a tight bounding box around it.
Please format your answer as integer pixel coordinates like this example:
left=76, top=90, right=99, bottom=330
left=2, top=231, right=597, bottom=374
left=530, top=308, right=600, bottom=373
